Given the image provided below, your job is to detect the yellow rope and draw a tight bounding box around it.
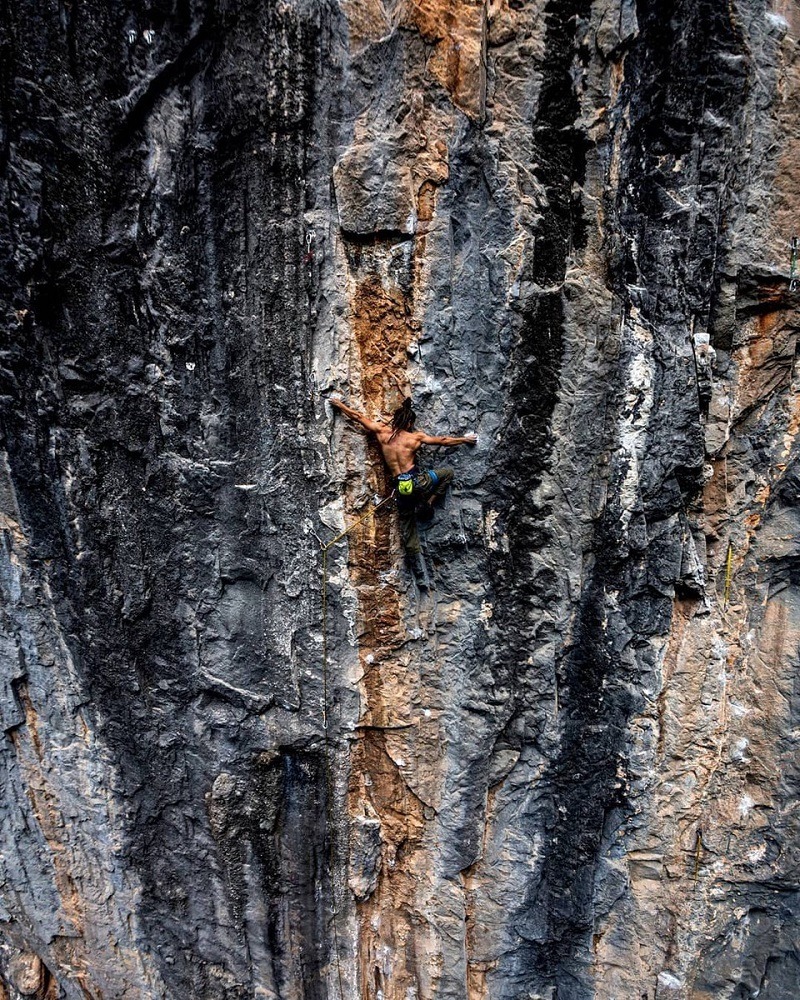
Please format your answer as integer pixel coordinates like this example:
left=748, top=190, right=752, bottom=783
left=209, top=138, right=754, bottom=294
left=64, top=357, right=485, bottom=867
left=322, top=495, right=394, bottom=553
left=692, top=828, right=704, bottom=883
left=319, top=492, right=394, bottom=999
left=723, top=540, right=734, bottom=607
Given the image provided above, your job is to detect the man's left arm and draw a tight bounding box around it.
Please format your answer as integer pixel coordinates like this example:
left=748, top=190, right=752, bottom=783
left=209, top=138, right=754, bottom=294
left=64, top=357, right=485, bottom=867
left=418, top=431, right=477, bottom=447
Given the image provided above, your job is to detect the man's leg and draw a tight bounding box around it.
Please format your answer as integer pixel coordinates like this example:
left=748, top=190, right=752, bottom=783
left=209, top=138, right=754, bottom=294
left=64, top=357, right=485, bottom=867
left=399, top=508, right=420, bottom=553
left=426, top=467, right=454, bottom=507
left=413, top=467, right=453, bottom=525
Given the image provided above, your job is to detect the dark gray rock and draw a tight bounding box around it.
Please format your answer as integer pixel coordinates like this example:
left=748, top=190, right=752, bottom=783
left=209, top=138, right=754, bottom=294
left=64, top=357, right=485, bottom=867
left=1, top=1, right=799, bottom=998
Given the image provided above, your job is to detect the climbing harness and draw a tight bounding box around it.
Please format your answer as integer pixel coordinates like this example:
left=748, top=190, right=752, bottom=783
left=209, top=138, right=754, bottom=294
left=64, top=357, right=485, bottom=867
left=319, top=491, right=395, bottom=999
left=790, top=236, right=798, bottom=292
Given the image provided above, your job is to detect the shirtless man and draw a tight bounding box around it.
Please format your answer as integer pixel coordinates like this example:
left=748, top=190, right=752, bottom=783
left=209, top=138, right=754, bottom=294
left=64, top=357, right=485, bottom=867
left=330, top=396, right=476, bottom=553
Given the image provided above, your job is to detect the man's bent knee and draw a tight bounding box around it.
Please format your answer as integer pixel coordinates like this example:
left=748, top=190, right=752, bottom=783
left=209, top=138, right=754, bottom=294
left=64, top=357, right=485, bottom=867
left=431, top=467, right=454, bottom=486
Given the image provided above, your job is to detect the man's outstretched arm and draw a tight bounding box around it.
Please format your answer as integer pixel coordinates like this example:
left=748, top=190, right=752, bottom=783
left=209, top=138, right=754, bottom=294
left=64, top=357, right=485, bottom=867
left=418, top=431, right=477, bottom=447
left=329, top=397, right=384, bottom=433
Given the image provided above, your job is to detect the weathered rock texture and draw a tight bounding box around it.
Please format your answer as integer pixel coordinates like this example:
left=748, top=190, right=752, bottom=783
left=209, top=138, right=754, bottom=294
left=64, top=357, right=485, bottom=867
left=2, top=0, right=800, bottom=997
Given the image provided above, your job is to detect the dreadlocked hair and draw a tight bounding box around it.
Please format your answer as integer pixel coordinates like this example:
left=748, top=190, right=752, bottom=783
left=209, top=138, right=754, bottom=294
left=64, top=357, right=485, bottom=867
left=390, top=398, right=416, bottom=440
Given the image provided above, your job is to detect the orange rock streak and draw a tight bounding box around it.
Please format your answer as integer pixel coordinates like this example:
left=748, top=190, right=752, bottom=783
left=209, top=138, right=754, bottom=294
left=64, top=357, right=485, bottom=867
left=344, top=239, right=437, bottom=999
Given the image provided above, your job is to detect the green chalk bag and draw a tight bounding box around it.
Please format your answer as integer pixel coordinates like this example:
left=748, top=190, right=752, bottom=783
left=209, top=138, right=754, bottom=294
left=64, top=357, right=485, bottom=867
left=397, top=473, right=414, bottom=496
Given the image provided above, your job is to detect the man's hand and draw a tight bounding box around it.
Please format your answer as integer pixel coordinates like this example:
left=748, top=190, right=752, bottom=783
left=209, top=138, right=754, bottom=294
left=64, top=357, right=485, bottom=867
left=330, top=397, right=356, bottom=418
left=464, top=434, right=478, bottom=446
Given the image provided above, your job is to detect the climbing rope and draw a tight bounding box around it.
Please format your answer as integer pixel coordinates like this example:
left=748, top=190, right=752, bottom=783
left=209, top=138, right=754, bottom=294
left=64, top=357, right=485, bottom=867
left=790, top=236, right=798, bottom=292
left=319, top=491, right=395, bottom=999
left=723, top=540, right=734, bottom=608
left=691, top=827, right=706, bottom=883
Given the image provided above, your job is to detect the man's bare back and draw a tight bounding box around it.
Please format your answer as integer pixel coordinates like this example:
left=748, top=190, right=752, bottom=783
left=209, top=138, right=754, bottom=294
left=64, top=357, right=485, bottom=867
left=373, top=426, right=426, bottom=477
left=330, top=398, right=476, bottom=477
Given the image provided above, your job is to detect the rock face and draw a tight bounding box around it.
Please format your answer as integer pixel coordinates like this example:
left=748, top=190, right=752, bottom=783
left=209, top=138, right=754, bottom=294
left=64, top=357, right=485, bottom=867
left=1, top=0, right=800, bottom=997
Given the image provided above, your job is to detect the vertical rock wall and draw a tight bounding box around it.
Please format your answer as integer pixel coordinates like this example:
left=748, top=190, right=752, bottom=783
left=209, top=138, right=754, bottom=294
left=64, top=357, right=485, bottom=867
left=1, top=1, right=799, bottom=998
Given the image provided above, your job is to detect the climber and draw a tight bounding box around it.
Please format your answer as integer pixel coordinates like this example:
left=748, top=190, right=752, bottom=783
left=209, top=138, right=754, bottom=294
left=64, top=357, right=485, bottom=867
left=329, top=397, right=477, bottom=554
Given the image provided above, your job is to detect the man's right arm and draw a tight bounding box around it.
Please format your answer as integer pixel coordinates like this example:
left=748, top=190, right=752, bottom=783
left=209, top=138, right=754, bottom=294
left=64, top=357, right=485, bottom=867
left=329, top=397, right=384, bottom=433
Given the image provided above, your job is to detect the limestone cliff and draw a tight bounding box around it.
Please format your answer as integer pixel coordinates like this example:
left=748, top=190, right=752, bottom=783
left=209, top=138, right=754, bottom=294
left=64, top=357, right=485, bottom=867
left=1, top=1, right=799, bottom=998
